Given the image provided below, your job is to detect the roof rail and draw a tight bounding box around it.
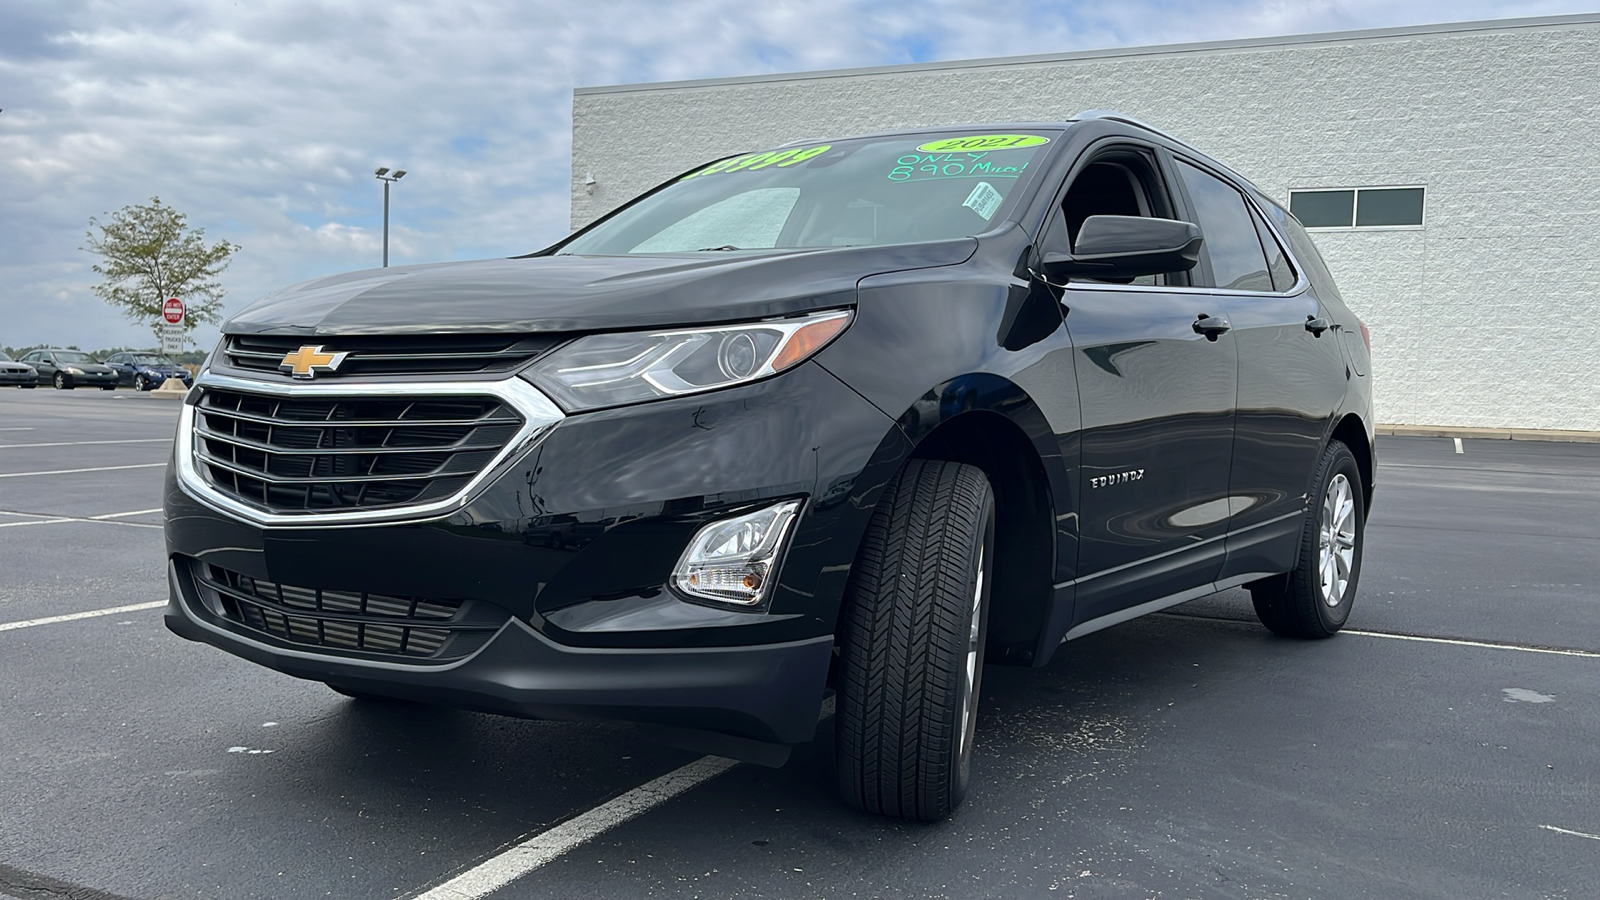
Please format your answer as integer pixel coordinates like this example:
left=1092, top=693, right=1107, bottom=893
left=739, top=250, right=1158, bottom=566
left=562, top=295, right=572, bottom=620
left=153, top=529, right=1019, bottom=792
left=1072, top=109, right=1208, bottom=158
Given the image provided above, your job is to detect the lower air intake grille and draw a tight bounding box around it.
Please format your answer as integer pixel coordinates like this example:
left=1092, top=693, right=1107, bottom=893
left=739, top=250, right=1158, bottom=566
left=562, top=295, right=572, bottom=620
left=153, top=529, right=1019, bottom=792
left=197, top=563, right=507, bottom=662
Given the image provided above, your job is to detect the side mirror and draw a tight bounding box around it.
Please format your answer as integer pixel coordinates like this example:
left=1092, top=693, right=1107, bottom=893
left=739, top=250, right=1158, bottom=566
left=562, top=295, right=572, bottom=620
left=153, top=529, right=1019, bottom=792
left=1039, top=215, right=1203, bottom=282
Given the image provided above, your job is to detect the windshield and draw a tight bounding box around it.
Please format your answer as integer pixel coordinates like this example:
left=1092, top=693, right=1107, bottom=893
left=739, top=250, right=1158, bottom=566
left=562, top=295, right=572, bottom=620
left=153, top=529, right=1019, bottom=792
left=55, top=351, right=94, bottom=364
left=558, top=131, right=1058, bottom=255
left=132, top=354, right=175, bottom=365
left=0, top=352, right=11, bottom=361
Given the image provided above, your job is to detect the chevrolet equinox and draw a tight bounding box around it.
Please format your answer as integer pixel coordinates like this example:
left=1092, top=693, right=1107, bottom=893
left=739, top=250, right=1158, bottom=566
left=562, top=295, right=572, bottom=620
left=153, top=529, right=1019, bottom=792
left=164, top=112, right=1374, bottom=821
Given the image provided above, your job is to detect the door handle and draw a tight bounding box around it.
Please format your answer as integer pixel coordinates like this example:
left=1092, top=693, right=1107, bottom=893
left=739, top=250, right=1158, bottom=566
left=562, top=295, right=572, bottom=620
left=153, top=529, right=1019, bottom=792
left=1192, top=313, right=1231, bottom=340
left=1305, top=316, right=1331, bottom=336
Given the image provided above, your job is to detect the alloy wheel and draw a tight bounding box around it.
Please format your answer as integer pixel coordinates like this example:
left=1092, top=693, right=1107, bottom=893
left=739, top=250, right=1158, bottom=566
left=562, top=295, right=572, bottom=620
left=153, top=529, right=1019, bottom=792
left=958, top=545, right=984, bottom=760
left=1318, top=473, right=1356, bottom=607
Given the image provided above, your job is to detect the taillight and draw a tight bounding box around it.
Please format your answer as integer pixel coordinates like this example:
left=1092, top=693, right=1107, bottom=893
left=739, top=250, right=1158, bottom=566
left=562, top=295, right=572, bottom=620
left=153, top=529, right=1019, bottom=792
left=1357, top=319, right=1371, bottom=353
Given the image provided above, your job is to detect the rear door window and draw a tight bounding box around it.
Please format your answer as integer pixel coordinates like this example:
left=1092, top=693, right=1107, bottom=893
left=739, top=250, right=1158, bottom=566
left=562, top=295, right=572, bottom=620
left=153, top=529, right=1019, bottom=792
left=1176, top=161, right=1273, bottom=293
left=1251, top=209, right=1296, bottom=292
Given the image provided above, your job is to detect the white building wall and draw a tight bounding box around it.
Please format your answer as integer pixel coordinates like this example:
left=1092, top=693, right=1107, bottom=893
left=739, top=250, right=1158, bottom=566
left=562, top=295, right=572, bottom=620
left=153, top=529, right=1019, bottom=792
left=572, top=17, right=1600, bottom=431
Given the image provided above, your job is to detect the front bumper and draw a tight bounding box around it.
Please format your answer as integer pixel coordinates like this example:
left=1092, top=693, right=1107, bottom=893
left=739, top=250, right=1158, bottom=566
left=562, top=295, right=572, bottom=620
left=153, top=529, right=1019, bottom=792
left=0, top=370, right=35, bottom=386
left=64, top=371, right=118, bottom=385
left=164, top=362, right=909, bottom=758
left=146, top=371, right=192, bottom=388
left=165, top=557, right=832, bottom=757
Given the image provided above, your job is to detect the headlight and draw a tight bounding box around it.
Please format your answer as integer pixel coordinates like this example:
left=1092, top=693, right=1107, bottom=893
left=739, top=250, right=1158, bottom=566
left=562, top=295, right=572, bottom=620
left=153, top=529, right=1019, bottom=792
left=672, top=500, right=801, bottom=609
left=64, top=366, right=85, bottom=375
left=524, top=309, right=851, bottom=411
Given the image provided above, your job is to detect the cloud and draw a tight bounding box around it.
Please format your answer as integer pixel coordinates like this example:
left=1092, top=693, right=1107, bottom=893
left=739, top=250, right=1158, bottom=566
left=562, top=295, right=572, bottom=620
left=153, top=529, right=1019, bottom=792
left=0, top=0, right=1587, bottom=351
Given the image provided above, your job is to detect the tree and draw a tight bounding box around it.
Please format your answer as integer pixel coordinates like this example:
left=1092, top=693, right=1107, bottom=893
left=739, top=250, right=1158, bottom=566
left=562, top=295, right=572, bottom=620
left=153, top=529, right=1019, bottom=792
left=83, top=197, right=240, bottom=341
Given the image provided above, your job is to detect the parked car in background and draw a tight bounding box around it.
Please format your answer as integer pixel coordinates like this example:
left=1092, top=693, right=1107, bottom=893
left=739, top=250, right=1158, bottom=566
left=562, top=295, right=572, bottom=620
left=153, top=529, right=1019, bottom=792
left=0, top=351, right=38, bottom=388
left=18, top=348, right=119, bottom=390
left=104, top=352, right=194, bottom=391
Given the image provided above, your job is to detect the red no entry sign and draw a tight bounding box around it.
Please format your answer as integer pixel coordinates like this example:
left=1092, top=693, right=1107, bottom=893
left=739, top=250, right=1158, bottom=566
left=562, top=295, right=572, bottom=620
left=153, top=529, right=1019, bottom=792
left=163, top=297, right=185, bottom=324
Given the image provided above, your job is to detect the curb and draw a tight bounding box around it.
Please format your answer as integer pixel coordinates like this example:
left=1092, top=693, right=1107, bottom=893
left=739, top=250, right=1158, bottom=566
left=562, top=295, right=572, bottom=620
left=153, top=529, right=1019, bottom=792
left=1376, top=424, right=1600, bottom=444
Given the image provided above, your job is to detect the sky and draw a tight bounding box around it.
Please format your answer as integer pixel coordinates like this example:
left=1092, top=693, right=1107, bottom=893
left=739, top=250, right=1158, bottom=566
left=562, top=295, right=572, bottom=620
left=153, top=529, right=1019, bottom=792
left=1, top=0, right=1592, bottom=353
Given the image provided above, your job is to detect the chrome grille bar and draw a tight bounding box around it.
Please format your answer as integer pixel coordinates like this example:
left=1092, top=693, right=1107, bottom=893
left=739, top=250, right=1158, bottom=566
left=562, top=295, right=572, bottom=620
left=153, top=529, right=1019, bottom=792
left=193, top=423, right=509, bottom=456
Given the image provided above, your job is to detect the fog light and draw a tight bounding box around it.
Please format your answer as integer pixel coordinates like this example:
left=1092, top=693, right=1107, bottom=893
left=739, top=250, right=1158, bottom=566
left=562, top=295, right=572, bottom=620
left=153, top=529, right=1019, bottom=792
left=672, top=500, right=801, bottom=608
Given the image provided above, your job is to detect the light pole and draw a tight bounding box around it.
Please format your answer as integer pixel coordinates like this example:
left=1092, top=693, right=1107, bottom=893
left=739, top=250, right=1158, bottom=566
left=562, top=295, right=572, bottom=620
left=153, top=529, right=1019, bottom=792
left=374, top=167, right=407, bottom=267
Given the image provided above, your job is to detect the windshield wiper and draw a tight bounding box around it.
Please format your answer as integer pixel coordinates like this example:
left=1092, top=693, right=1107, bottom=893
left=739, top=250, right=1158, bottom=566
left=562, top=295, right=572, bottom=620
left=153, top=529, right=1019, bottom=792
left=697, top=245, right=745, bottom=252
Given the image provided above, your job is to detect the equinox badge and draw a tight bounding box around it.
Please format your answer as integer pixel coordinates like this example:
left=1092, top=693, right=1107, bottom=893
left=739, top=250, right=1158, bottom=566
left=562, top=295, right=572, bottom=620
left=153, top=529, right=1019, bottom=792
left=278, top=345, right=349, bottom=379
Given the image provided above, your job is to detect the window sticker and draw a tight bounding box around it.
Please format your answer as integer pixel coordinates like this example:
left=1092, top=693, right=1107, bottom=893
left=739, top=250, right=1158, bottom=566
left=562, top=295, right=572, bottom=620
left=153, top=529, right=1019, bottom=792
left=915, top=134, right=1049, bottom=153
left=682, top=145, right=833, bottom=178
left=887, top=151, right=1032, bottom=182
left=961, top=181, right=1004, bottom=221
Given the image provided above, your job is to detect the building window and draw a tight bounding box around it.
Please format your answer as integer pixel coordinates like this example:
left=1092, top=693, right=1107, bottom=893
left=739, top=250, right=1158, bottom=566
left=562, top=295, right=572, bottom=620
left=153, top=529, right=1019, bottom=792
left=1289, top=186, right=1425, bottom=229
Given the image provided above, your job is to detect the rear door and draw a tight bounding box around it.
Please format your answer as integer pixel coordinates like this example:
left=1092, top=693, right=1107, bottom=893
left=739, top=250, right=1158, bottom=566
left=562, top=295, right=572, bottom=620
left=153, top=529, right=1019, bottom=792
left=30, top=352, right=57, bottom=381
left=1050, top=143, right=1238, bottom=630
left=1169, top=159, right=1346, bottom=581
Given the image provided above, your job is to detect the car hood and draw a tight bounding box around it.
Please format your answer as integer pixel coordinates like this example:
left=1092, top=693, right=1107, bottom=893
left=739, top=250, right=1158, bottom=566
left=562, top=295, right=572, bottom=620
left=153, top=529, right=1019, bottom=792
left=65, top=363, right=115, bottom=374
left=224, top=240, right=977, bottom=336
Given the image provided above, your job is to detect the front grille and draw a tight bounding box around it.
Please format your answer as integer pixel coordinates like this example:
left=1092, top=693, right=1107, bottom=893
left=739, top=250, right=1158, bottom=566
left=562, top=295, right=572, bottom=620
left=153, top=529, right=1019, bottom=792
left=223, top=333, right=561, bottom=377
left=197, top=563, right=508, bottom=662
left=195, top=387, right=523, bottom=513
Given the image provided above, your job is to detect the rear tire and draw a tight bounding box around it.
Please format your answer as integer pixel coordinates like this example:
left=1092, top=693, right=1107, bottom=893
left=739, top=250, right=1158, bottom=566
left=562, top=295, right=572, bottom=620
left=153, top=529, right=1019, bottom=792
left=1250, top=440, right=1364, bottom=638
left=836, top=459, right=994, bottom=821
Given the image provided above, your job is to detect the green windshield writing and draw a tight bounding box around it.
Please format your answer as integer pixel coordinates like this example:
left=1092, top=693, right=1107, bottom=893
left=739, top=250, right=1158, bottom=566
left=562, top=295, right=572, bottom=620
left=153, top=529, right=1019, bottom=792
left=915, top=134, right=1049, bottom=153
left=683, top=145, right=833, bottom=178
left=888, top=151, right=1031, bottom=183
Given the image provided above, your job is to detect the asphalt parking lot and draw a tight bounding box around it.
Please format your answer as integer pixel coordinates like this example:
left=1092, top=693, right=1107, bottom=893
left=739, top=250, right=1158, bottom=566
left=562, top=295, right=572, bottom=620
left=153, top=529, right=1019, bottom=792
left=2, top=388, right=1597, bottom=900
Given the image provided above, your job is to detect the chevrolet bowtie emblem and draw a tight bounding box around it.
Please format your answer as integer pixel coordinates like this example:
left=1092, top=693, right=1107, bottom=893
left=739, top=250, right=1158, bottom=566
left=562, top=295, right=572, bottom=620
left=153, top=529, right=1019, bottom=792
left=279, top=345, right=349, bottom=379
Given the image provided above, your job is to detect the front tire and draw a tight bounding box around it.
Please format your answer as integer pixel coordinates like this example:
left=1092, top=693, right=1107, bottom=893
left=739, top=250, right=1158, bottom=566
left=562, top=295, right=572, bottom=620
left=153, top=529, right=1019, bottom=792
left=836, top=459, right=994, bottom=821
left=53, top=373, right=72, bottom=390
left=134, top=374, right=148, bottom=391
left=1250, top=440, right=1365, bottom=638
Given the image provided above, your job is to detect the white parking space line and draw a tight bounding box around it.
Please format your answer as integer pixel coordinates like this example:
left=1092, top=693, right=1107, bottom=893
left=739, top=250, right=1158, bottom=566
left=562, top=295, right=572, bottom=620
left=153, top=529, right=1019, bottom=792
left=415, top=756, right=741, bottom=900
left=1539, top=824, right=1600, bottom=841
left=1164, top=613, right=1600, bottom=659
left=0, top=438, right=171, bottom=449
left=1343, top=629, right=1600, bottom=659
left=89, top=508, right=163, bottom=519
left=0, top=601, right=166, bottom=633
left=0, top=427, right=37, bottom=431
left=0, top=515, right=161, bottom=530
left=0, top=463, right=166, bottom=479
left=414, top=694, right=837, bottom=900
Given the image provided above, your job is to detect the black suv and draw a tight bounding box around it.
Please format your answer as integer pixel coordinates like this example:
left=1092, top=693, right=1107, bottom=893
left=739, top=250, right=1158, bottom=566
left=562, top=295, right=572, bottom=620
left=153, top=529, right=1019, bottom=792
left=164, top=113, right=1373, bottom=821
